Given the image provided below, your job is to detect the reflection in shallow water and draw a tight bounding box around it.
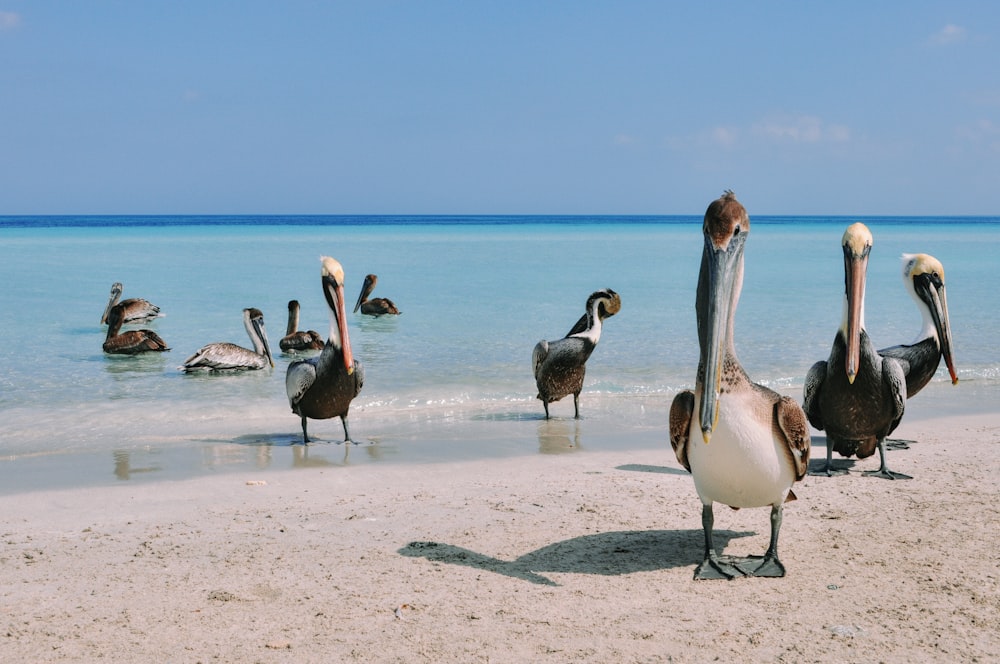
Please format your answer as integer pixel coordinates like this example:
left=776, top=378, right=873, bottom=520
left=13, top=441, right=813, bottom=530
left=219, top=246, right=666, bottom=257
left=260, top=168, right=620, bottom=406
left=113, top=449, right=163, bottom=480
left=537, top=419, right=581, bottom=454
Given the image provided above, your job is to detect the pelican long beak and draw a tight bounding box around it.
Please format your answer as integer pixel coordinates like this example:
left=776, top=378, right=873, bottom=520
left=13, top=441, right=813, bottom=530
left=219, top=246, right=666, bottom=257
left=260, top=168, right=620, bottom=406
left=100, top=299, right=115, bottom=325
left=843, top=246, right=868, bottom=384
left=915, top=275, right=958, bottom=384
left=252, top=316, right=274, bottom=368
left=325, top=275, right=355, bottom=374
left=697, top=232, right=744, bottom=443
left=352, top=277, right=375, bottom=314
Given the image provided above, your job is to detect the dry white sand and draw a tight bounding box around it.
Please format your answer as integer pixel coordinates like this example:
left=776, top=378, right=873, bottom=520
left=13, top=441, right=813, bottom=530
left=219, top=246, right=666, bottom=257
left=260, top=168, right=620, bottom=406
left=2, top=414, right=998, bottom=662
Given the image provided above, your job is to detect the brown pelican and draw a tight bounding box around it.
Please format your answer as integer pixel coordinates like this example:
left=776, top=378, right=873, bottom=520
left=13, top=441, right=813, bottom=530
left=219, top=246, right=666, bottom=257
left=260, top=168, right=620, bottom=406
left=180, top=308, right=274, bottom=372
left=286, top=257, right=365, bottom=443
left=669, top=191, right=810, bottom=580
left=353, top=274, right=400, bottom=316
left=102, top=303, right=169, bottom=354
left=100, top=282, right=161, bottom=325
left=878, top=253, right=958, bottom=397
left=279, top=300, right=324, bottom=353
left=803, top=223, right=908, bottom=479
left=532, top=288, right=621, bottom=419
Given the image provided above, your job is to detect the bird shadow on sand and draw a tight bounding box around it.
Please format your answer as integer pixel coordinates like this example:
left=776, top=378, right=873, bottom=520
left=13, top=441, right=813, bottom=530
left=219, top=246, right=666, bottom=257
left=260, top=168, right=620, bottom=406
left=616, top=463, right=689, bottom=476
left=806, top=434, right=914, bottom=476
left=399, top=528, right=753, bottom=586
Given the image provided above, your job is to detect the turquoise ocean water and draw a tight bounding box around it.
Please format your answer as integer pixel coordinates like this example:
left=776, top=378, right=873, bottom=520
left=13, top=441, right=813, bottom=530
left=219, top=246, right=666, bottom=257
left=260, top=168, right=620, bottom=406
left=0, top=215, right=996, bottom=492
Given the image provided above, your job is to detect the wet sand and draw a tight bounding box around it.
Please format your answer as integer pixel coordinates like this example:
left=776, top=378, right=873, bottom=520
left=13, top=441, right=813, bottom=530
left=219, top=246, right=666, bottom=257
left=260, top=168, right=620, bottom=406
left=2, top=412, right=998, bottom=662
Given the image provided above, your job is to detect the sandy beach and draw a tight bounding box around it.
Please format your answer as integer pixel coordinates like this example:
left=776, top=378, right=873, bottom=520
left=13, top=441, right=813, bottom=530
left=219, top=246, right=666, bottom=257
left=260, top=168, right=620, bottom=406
left=2, top=413, right=998, bottom=663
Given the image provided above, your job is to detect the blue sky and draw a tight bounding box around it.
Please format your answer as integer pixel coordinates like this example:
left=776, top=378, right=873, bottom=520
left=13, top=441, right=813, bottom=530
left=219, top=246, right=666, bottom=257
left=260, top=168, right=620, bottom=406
left=1, top=2, right=998, bottom=215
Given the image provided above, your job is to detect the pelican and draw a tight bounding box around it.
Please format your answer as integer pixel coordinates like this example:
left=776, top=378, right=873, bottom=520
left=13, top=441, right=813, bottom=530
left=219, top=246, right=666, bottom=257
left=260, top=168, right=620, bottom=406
left=668, top=191, right=810, bottom=580
left=180, top=308, right=274, bottom=372
left=102, top=303, right=169, bottom=354
left=803, top=223, right=908, bottom=479
left=279, top=300, right=324, bottom=353
left=353, top=274, right=400, bottom=316
left=100, top=282, right=161, bottom=325
left=286, top=257, right=365, bottom=443
left=532, top=289, right=621, bottom=419
left=878, top=253, right=958, bottom=397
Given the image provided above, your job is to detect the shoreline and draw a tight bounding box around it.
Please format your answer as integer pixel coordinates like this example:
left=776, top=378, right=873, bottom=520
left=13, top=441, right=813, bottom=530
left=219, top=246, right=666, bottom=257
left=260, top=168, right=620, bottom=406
left=1, top=412, right=997, bottom=661
left=0, top=380, right=985, bottom=496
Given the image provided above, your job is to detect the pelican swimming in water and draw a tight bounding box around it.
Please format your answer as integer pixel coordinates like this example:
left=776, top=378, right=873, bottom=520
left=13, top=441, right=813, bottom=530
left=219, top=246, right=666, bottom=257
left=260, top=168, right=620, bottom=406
left=286, top=257, right=365, bottom=443
left=353, top=274, right=400, bottom=316
left=878, top=253, right=958, bottom=397
left=803, top=223, right=908, bottom=479
left=279, top=300, right=324, bottom=353
left=100, top=282, right=161, bottom=325
left=532, top=288, right=621, bottom=419
left=180, top=307, right=274, bottom=372
left=102, top=302, right=169, bottom=354
left=669, top=191, right=810, bottom=580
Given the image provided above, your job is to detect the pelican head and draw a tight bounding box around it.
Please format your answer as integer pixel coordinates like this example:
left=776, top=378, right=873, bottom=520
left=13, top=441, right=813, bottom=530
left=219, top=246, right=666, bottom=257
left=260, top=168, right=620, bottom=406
left=903, top=253, right=957, bottom=384
left=840, top=222, right=873, bottom=384
left=353, top=274, right=378, bottom=313
left=591, top=288, right=622, bottom=319
left=243, top=307, right=274, bottom=367
left=321, top=256, right=354, bottom=374
left=101, top=282, right=125, bottom=324
left=696, top=190, right=749, bottom=443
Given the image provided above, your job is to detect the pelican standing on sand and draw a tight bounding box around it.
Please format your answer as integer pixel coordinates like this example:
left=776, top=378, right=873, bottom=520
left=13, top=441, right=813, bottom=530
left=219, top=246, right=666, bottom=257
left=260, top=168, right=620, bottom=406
left=286, top=257, right=365, bottom=443
left=180, top=308, right=274, bottom=372
left=878, top=253, right=958, bottom=397
left=279, top=300, right=324, bottom=353
left=353, top=274, right=400, bottom=316
left=100, top=282, right=161, bottom=325
left=669, top=191, right=810, bottom=580
left=803, top=223, right=908, bottom=479
left=532, top=288, right=621, bottom=419
left=102, top=303, right=169, bottom=354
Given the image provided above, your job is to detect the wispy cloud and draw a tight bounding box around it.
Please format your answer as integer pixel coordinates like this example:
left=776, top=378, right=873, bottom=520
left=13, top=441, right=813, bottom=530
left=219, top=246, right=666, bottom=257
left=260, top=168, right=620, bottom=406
left=930, top=24, right=967, bottom=46
left=752, top=115, right=850, bottom=144
left=613, top=133, right=636, bottom=146
left=667, top=114, right=851, bottom=154
left=710, top=126, right=739, bottom=148
left=0, top=11, right=21, bottom=31
left=956, top=119, right=1000, bottom=153
left=182, top=89, right=201, bottom=103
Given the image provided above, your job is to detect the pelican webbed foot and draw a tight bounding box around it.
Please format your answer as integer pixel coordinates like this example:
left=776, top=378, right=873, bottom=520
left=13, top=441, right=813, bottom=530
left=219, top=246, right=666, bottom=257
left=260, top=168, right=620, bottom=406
left=735, top=554, right=786, bottom=578
left=863, top=468, right=913, bottom=480
left=809, top=447, right=849, bottom=477
left=810, top=464, right=850, bottom=477
left=862, top=440, right=913, bottom=480
left=694, top=554, right=747, bottom=580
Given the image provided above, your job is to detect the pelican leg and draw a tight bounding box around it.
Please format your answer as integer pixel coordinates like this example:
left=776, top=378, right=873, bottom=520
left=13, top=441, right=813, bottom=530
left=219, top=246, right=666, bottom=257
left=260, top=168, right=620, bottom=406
left=863, top=438, right=912, bottom=480
left=693, top=504, right=745, bottom=580
left=299, top=415, right=311, bottom=444
left=573, top=393, right=580, bottom=419
left=744, top=504, right=787, bottom=578
left=341, top=415, right=357, bottom=445
left=542, top=401, right=550, bottom=419
left=810, top=441, right=849, bottom=477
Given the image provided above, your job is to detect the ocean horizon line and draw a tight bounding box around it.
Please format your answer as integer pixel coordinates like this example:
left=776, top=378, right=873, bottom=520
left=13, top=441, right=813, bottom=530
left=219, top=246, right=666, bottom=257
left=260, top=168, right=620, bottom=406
left=2, top=213, right=999, bottom=229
